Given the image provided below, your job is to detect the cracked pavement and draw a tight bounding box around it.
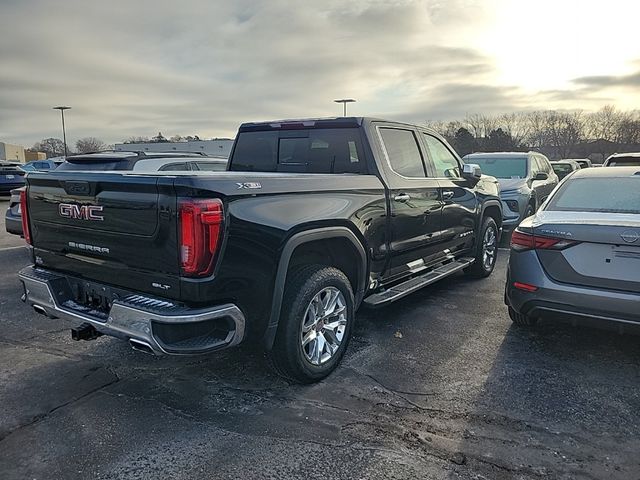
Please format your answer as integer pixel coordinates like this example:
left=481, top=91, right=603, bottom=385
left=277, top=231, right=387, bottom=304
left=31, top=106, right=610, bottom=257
left=1, top=206, right=639, bottom=479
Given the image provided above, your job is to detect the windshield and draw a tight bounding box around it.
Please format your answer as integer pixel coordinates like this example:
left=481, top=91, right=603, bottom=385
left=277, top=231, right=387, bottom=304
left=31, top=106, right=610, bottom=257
left=466, top=157, right=527, bottom=179
left=547, top=177, right=640, bottom=214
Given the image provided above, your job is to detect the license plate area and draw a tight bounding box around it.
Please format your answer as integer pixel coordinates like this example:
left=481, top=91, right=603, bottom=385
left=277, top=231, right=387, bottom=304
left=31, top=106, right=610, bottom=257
left=67, top=278, right=117, bottom=315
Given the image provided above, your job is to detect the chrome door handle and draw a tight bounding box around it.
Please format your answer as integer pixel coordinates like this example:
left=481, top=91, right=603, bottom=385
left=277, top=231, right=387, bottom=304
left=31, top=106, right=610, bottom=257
left=442, top=190, right=454, bottom=201
left=394, top=193, right=411, bottom=202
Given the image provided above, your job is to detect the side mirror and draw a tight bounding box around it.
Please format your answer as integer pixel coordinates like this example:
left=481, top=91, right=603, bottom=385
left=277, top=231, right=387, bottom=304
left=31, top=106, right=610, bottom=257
left=534, top=172, right=548, bottom=181
left=462, top=163, right=482, bottom=185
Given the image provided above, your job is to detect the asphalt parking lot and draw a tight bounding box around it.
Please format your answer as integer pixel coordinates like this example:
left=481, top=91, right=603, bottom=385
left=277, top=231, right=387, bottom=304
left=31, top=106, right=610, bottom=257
left=1, top=199, right=639, bottom=479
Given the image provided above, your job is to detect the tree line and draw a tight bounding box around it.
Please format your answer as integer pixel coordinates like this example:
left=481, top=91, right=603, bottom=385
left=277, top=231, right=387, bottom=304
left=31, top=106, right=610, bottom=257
left=426, top=105, right=640, bottom=161
left=30, top=137, right=110, bottom=158
left=29, top=106, right=639, bottom=161
left=31, top=131, right=211, bottom=158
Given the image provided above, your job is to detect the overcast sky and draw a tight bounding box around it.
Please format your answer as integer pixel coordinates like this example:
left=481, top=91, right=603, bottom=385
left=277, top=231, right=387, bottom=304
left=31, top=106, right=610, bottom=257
left=1, top=0, right=639, bottom=146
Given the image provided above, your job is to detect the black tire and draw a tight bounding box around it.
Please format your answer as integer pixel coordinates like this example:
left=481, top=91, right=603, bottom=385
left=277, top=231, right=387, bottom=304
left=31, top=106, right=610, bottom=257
left=268, top=264, right=355, bottom=384
left=465, top=216, right=499, bottom=278
left=508, top=306, right=538, bottom=326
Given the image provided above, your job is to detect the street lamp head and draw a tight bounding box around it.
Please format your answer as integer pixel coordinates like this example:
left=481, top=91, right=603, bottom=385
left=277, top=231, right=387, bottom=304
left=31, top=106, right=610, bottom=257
left=333, top=99, right=356, bottom=117
left=53, top=106, right=71, bottom=111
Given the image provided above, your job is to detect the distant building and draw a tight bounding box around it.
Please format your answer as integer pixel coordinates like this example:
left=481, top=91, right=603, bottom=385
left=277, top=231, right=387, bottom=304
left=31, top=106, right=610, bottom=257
left=114, top=138, right=234, bottom=157
left=0, top=142, right=25, bottom=162
left=25, top=151, right=47, bottom=161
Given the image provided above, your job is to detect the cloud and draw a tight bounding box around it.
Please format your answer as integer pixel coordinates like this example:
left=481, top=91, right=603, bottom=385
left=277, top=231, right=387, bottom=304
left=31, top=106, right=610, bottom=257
left=0, top=0, right=636, bottom=148
left=572, top=70, right=640, bottom=88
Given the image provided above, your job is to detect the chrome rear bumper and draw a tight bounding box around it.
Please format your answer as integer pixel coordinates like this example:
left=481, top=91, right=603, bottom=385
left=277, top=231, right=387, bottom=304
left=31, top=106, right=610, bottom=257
left=19, top=266, right=246, bottom=355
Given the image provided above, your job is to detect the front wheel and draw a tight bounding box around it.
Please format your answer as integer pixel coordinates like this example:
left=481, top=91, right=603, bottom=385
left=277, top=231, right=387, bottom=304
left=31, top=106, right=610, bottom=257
left=465, top=216, right=499, bottom=278
left=268, top=265, right=355, bottom=383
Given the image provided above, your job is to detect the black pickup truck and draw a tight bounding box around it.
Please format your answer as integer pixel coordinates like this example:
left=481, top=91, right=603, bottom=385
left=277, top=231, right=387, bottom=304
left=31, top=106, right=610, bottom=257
left=19, top=117, right=501, bottom=382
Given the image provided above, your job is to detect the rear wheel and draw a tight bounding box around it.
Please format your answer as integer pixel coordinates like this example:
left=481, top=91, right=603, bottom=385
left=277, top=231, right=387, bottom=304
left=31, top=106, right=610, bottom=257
left=465, top=217, right=499, bottom=278
left=508, top=306, right=538, bottom=326
left=268, top=265, right=355, bottom=383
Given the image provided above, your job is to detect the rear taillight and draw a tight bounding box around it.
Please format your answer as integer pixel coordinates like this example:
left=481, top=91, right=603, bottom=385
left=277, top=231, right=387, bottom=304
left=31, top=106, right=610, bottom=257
left=510, top=229, right=577, bottom=252
left=19, top=189, right=32, bottom=245
left=179, top=198, right=223, bottom=277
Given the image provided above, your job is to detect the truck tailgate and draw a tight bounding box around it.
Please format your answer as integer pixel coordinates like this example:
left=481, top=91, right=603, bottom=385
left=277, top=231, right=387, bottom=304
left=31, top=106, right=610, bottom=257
left=26, top=172, right=182, bottom=299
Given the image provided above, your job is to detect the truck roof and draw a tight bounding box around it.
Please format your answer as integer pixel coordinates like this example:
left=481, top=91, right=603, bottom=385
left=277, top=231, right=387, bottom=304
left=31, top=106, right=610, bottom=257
left=237, top=116, right=439, bottom=133
left=238, top=117, right=365, bottom=132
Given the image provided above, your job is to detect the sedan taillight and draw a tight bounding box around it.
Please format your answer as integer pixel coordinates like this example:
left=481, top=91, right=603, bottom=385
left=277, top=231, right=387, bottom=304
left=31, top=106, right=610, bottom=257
left=510, top=229, right=577, bottom=252
left=179, top=198, right=223, bottom=277
left=20, top=189, right=32, bottom=245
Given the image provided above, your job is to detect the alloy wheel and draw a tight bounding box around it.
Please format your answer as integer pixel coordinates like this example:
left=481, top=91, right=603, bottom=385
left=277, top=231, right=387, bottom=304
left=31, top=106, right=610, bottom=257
left=482, top=226, right=497, bottom=270
left=300, top=286, right=347, bottom=365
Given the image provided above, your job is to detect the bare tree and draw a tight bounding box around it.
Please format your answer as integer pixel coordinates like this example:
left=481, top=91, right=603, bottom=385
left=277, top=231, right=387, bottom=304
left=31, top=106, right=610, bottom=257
left=544, top=111, right=585, bottom=159
left=585, top=105, right=621, bottom=142
left=463, top=113, right=497, bottom=139
left=124, top=136, right=150, bottom=144
left=524, top=111, right=550, bottom=149
left=75, top=137, right=107, bottom=154
left=498, top=112, right=531, bottom=146
left=33, top=138, right=67, bottom=158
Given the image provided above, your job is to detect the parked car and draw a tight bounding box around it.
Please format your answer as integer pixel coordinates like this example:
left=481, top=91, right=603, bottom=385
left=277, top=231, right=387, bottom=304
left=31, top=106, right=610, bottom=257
left=505, top=166, right=640, bottom=327
left=551, top=160, right=581, bottom=180
left=4, top=187, right=23, bottom=235
left=564, top=158, right=592, bottom=169
left=55, top=151, right=228, bottom=172
left=603, top=153, right=640, bottom=167
left=20, top=159, right=64, bottom=172
left=463, top=152, right=559, bottom=231
left=5, top=153, right=228, bottom=236
left=0, top=163, right=26, bottom=195
left=19, top=117, right=502, bottom=383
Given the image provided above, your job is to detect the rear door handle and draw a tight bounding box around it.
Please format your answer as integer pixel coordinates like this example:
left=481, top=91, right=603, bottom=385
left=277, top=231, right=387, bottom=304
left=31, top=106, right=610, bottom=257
left=394, top=193, right=411, bottom=202
left=442, top=190, right=454, bottom=201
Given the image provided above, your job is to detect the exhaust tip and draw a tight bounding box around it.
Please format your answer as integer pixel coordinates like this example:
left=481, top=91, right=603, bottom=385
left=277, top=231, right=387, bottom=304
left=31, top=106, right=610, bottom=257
left=129, top=339, right=155, bottom=355
left=33, top=304, right=47, bottom=316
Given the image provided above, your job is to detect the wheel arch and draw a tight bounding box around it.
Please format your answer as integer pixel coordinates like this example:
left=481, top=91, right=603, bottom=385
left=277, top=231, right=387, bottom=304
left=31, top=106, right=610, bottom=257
left=263, top=227, right=368, bottom=350
left=480, top=200, right=503, bottom=235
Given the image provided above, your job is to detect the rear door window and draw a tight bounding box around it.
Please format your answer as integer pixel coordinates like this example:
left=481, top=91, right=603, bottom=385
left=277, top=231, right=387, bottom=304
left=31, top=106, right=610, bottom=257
left=379, top=128, right=426, bottom=178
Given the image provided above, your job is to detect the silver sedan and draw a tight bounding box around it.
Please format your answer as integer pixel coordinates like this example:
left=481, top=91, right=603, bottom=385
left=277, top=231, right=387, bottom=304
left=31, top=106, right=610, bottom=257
left=505, top=166, right=640, bottom=327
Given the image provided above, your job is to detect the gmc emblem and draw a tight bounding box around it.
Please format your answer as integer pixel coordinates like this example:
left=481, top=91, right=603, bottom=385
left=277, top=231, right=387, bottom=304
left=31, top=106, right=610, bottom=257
left=58, top=203, right=104, bottom=221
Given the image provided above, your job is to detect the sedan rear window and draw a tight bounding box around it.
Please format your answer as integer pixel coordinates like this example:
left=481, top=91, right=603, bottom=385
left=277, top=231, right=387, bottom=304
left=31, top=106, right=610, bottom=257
left=546, top=177, right=640, bottom=214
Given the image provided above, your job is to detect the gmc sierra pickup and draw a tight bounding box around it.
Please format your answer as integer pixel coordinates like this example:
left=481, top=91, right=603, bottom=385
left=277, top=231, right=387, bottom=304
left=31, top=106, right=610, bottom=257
left=19, top=117, right=502, bottom=383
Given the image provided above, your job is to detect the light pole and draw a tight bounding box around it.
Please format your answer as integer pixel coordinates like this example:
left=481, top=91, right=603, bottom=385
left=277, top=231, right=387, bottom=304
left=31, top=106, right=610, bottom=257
left=334, top=99, right=356, bottom=117
left=53, top=106, right=71, bottom=157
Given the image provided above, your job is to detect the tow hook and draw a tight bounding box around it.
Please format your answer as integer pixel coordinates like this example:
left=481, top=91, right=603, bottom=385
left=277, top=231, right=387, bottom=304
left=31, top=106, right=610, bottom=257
left=71, top=323, right=103, bottom=341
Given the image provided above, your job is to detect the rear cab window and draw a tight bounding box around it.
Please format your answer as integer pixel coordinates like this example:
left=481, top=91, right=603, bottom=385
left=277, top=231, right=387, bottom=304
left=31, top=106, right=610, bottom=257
left=229, top=128, right=366, bottom=174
